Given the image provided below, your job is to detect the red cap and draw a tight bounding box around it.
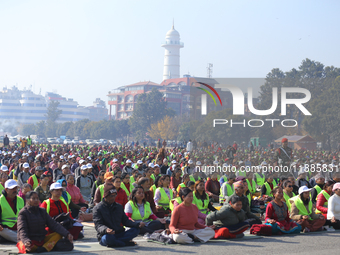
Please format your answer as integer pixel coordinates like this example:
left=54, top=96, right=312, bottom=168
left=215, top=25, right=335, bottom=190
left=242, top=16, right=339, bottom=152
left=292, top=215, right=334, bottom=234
left=282, top=138, right=288, bottom=143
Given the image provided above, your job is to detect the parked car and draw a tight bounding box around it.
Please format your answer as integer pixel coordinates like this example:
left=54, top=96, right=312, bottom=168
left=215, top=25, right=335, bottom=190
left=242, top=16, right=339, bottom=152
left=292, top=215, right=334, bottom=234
left=64, top=139, right=72, bottom=145
left=99, top=139, right=107, bottom=145
left=108, top=140, right=117, bottom=145
left=47, top=138, right=57, bottom=144
left=85, top=139, right=95, bottom=145
left=72, top=139, right=80, bottom=145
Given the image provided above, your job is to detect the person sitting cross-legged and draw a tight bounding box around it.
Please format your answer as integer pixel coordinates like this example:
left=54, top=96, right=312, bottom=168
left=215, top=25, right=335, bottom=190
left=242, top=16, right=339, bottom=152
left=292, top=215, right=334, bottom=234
left=93, top=183, right=143, bottom=247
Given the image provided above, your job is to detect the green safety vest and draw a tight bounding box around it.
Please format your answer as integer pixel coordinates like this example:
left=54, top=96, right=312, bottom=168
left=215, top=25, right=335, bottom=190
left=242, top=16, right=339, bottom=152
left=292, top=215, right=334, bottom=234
left=219, top=183, right=234, bottom=204
left=313, top=185, right=322, bottom=195
left=176, top=183, right=186, bottom=193
left=151, top=174, right=161, bottom=181
left=283, top=191, right=296, bottom=212
left=99, top=184, right=105, bottom=200
left=169, top=197, right=182, bottom=211
left=44, top=198, right=69, bottom=214
left=0, top=195, right=24, bottom=228
left=130, top=176, right=136, bottom=184
left=289, top=196, right=313, bottom=220
left=315, top=190, right=330, bottom=214
left=189, top=175, right=201, bottom=182
left=246, top=179, right=257, bottom=194
left=156, top=187, right=173, bottom=210
left=193, top=192, right=210, bottom=214
left=221, top=176, right=228, bottom=183
left=31, top=175, right=39, bottom=189
left=264, top=182, right=273, bottom=197
left=121, top=182, right=133, bottom=197
left=27, top=138, right=32, bottom=145
left=150, top=184, right=157, bottom=196
left=237, top=170, right=246, bottom=177
left=273, top=179, right=278, bottom=187
left=254, top=173, right=265, bottom=187
left=129, top=201, right=152, bottom=222
left=0, top=183, right=4, bottom=193
left=246, top=192, right=251, bottom=206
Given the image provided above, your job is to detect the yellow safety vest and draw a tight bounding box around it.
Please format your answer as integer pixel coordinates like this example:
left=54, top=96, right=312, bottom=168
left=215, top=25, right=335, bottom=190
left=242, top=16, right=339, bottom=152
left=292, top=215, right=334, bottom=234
left=44, top=197, right=69, bottom=215
left=176, top=183, right=186, bottom=193
left=129, top=201, right=152, bottom=222
left=0, top=195, right=24, bottom=228
left=150, top=184, right=157, bottom=196
left=99, top=184, right=105, bottom=200
left=193, top=192, right=210, bottom=214
left=283, top=191, right=296, bottom=212
left=219, top=183, right=234, bottom=204
left=170, top=197, right=182, bottom=211
left=264, top=182, right=273, bottom=197
left=151, top=174, right=161, bottom=181
left=156, top=187, right=173, bottom=210
left=189, top=175, right=201, bottom=182
left=254, top=173, right=265, bottom=187
left=0, top=183, right=4, bottom=193
left=315, top=190, right=330, bottom=214
left=314, top=185, right=322, bottom=196
left=246, top=179, right=257, bottom=194
left=31, top=175, right=39, bottom=189
left=290, top=196, right=313, bottom=220
left=121, top=182, right=133, bottom=197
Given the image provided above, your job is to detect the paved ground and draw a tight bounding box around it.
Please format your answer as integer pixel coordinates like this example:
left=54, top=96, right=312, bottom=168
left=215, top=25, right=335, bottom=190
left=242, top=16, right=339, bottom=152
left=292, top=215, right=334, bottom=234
left=0, top=225, right=339, bottom=255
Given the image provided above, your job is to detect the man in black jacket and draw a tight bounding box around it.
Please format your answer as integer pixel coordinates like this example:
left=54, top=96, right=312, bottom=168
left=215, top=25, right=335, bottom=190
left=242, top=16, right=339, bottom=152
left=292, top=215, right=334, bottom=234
left=93, top=184, right=143, bottom=247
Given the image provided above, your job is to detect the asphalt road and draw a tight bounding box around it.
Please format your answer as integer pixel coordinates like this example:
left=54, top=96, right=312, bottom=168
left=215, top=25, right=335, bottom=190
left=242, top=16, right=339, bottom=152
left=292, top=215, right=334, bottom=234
left=0, top=225, right=339, bottom=255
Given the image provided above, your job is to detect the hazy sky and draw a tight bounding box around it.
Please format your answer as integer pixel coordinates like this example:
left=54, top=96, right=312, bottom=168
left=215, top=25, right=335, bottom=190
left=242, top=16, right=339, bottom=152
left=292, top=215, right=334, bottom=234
left=0, top=0, right=339, bottom=107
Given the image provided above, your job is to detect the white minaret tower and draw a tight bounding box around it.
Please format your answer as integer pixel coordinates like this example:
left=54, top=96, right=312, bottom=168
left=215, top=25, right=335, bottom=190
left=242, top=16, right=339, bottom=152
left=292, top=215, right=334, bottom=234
left=161, top=21, right=184, bottom=80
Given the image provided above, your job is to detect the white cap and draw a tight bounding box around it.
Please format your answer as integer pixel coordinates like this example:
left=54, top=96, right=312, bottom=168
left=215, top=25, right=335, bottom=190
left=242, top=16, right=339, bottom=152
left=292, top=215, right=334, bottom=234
left=62, top=165, right=69, bottom=170
left=12, top=153, right=16, bottom=157
left=36, top=154, right=42, bottom=158
left=87, top=156, right=91, bottom=160
left=126, top=159, right=132, bottom=163
left=148, top=163, right=155, bottom=168
left=154, top=164, right=159, bottom=168
left=137, top=160, right=143, bottom=164
left=3, top=152, right=7, bottom=156
left=28, top=150, right=32, bottom=153
left=50, top=182, right=65, bottom=191
left=196, top=161, right=202, bottom=166
left=86, top=163, right=93, bottom=168
left=5, top=179, right=18, bottom=189
left=79, top=159, right=85, bottom=164
left=51, top=154, right=56, bottom=158
left=298, top=186, right=312, bottom=195
left=171, top=160, right=177, bottom=164
left=239, top=161, right=244, bottom=164
left=1, top=165, right=9, bottom=171
left=81, top=165, right=88, bottom=170
left=60, top=155, right=64, bottom=159
left=113, top=158, right=118, bottom=162
left=68, top=155, right=72, bottom=159
left=188, top=159, right=193, bottom=164
left=14, top=150, right=18, bottom=154
left=23, top=163, right=30, bottom=168
left=71, top=155, right=76, bottom=158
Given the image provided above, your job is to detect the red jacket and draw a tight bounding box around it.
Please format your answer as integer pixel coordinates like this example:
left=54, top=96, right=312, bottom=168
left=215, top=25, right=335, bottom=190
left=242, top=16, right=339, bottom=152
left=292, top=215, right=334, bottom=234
left=316, top=190, right=331, bottom=214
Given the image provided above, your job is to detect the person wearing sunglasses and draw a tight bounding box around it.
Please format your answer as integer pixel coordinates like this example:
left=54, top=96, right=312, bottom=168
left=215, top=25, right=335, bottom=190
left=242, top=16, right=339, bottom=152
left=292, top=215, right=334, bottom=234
left=282, top=180, right=296, bottom=212
left=326, top=183, right=340, bottom=229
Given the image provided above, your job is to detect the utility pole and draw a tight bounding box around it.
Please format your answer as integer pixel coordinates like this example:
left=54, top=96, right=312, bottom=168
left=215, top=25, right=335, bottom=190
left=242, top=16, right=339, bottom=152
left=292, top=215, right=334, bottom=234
left=207, top=63, right=213, bottom=78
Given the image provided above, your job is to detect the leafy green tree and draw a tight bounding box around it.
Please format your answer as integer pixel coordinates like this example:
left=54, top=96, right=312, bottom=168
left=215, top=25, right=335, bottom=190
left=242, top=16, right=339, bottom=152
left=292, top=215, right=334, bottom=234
left=17, top=124, right=36, bottom=136
left=128, top=88, right=175, bottom=139
left=35, top=121, right=46, bottom=137
left=115, top=119, right=130, bottom=139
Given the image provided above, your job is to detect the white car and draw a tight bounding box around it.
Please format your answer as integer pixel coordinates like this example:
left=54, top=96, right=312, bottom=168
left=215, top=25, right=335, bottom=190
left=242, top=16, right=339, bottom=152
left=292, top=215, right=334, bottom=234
left=63, top=139, right=72, bottom=145
left=109, top=140, right=117, bottom=145
left=47, top=138, right=57, bottom=144
left=72, top=139, right=80, bottom=145
left=85, top=139, right=95, bottom=145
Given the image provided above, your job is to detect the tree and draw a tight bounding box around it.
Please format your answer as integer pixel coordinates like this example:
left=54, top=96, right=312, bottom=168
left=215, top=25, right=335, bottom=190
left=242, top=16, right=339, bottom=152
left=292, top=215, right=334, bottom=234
left=148, top=116, right=178, bottom=140
left=115, top=119, right=130, bottom=139
left=17, top=124, right=36, bottom=136
left=45, top=101, right=62, bottom=137
left=35, top=121, right=46, bottom=137
left=128, top=88, right=175, bottom=140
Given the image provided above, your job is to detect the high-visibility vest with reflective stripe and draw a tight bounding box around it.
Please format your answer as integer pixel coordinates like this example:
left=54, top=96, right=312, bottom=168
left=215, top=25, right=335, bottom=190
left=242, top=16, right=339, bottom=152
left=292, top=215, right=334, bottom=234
left=121, top=182, right=133, bottom=197
left=44, top=197, right=69, bottom=215
left=130, top=201, right=152, bottom=222
left=31, top=175, right=39, bottom=189
left=176, top=183, right=186, bottom=193
left=264, top=182, right=273, bottom=197
left=289, top=196, right=313, bottom=220
left=0, top=195, right=24, bottom=228
left=254, top=173, right=265, bottom=187
left=246, top=179, right=256, bottom=194
left=193, top=192, right=209, bottom=214
left=283, top=192, right=296, bottom=212
left=315, top=190, right=330, bottom=214
left=156, top=187, right=173, bottom=210
left=219, top=183, right=234, bottom=204
left=170, top=197, right=182, bottom=211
